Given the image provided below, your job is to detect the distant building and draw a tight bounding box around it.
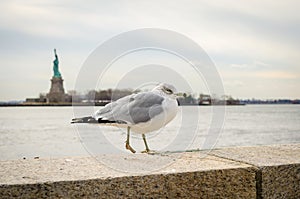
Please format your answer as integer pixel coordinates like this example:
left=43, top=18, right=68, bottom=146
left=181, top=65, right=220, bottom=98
left=199, top=94, right=212, bottom=105
left=25, top=94, right=47, bottom=103
left=25, top=98, right=41, bottom=103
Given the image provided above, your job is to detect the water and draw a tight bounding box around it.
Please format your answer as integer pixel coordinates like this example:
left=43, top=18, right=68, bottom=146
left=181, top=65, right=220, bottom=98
left=0, top=105, right=299, bottom=160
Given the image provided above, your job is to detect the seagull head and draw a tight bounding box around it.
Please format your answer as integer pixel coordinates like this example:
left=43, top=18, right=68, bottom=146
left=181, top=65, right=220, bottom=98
left=153, top=83, right=180, bottom=98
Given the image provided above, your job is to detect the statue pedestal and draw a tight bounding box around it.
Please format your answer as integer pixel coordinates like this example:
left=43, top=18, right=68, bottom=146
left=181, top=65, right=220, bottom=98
left=47, top=77, right=66, bottom=103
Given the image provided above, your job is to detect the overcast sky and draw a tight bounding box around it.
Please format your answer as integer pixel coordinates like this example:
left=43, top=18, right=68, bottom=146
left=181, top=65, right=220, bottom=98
left=0, top=0, right=299, bottom=101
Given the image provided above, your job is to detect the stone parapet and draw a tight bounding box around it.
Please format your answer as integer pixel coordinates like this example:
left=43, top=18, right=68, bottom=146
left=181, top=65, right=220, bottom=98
left=211, top=144, right=300, bottom=198
left=0, top=144, right=299, bottom=198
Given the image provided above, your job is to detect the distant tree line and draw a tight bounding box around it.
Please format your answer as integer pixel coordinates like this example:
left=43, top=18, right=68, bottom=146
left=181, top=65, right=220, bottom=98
left=36, top=89, right=299, bottom=105
left=66, top=89, right=243, bottom=105
left=66, top=89, right=140, bottom=103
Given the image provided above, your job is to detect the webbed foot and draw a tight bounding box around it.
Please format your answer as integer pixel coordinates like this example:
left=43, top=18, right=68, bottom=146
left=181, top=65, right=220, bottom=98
left=125, top=142, right=136, bottom=153
left=141, top=149, right=157, bottom=155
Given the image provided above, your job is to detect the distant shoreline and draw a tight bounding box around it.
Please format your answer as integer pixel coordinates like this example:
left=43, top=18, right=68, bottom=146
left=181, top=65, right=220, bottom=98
left=0, top=103, right=299, bottom=107
left=0, top=103, right=106, bottom=107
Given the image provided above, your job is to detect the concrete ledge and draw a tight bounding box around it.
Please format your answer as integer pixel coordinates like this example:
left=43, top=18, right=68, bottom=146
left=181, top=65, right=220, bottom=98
left=211, top=144, right=300, bottom=199
left=0, top=144, right=299, bottom=198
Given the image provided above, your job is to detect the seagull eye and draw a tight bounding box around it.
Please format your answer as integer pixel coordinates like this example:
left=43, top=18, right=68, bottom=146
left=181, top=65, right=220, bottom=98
left=165, top=88, right=173, bottom=94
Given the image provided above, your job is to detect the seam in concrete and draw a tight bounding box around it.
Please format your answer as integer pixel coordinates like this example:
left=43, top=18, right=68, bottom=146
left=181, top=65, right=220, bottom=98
left=255, top=168, right=262, bottom=199
left=208, top=153, right=264, bottom=199
left=208, top=153, right=258, bottom=168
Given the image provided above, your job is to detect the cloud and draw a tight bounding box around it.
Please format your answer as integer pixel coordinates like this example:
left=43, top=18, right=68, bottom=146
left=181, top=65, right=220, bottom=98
left=230, top=60, right=271, bottom=69
left=0, top=0, right=300, bottom=100
left=255, top=71, right=299, bottom=79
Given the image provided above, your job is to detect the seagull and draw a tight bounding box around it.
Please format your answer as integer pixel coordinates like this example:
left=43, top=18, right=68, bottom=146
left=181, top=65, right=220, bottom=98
left=71, top=83, right=179, bottom=153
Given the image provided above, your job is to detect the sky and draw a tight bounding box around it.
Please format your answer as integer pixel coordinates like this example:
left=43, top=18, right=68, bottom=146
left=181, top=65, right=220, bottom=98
left=0, top=0, right=299, bottom=101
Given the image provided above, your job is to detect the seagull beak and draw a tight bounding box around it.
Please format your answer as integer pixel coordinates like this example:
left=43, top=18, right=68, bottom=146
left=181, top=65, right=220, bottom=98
left=175, top=92, right=185, bottom=97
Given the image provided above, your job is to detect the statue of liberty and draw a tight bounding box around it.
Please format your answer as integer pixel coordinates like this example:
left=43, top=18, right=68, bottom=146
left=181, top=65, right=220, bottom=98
left=53, top=49, right=61, bottom=78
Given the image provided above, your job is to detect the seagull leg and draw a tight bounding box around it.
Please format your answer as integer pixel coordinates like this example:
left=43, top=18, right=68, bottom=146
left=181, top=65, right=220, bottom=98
left=125, top=127, right=136, bottom=153
left=141, top=134, right=151, bottom=153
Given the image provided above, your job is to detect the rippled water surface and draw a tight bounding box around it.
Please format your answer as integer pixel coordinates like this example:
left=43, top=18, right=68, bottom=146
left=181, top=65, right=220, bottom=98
left=0, top=105, right=299, bottom=160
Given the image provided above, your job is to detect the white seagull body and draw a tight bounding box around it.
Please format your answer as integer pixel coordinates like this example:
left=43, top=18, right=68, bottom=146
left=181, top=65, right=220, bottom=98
left=72, top=83, right=179, bottom=153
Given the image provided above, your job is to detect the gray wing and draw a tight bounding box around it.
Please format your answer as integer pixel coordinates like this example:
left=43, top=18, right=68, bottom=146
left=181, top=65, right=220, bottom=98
left=94, top=92, right=165, bottom=124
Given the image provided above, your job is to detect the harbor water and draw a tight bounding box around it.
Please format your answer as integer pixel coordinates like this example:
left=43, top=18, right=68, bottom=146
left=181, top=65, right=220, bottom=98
left=0, top=105, right=299, bottom=160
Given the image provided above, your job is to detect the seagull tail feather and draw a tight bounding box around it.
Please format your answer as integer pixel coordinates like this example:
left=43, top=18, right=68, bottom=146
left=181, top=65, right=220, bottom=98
left=71, top=116, right=127, bottom=125
left=71, top=116, right=97, bottom=124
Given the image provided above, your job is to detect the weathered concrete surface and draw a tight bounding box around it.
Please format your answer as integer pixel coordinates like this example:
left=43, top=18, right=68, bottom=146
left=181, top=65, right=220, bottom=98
left=0, top=144, right=299, bottom=198
left=211, top=144, right=300, bottom=199
left=0, top=153, right=256, bottom=198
